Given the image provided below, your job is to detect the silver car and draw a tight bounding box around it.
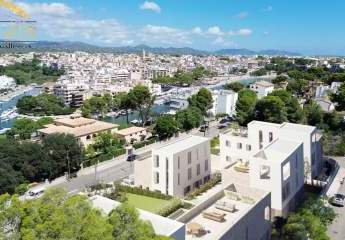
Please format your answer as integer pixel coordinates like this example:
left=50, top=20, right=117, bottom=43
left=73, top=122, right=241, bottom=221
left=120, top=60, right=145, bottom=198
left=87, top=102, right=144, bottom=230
left=330, top=194, right=345, bottom=207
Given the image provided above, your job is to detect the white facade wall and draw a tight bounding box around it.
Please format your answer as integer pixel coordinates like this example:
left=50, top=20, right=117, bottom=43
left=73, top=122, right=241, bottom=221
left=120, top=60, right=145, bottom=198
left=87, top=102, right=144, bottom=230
left=211, top=90, right=238, bottom=117
left=250, top=82, right=274, bottom=98
left=151, top=137, right=211, bottom=197
left=249, top=142, right=304, bottom=217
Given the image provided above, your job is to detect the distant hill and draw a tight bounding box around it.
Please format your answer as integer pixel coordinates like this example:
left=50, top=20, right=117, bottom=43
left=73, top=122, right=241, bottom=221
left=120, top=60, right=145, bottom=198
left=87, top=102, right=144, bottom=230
left=0, top=40, right=301, bottom=56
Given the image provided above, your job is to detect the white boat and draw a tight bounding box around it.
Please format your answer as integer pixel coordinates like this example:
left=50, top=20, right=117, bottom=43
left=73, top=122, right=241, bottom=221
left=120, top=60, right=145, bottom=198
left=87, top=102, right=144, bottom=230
left=0, top=107, right=17, bottom=121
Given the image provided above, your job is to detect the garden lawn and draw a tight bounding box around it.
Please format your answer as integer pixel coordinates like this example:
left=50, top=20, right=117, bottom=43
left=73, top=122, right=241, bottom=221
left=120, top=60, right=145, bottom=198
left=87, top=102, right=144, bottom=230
left=125, top=193, right=172, bottom=213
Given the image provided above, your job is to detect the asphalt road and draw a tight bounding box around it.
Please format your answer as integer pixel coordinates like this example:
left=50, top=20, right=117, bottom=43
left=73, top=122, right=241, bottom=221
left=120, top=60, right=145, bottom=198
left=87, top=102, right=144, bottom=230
left=327, top=157, right=345, bottom=240
left=41, top=121, right=227, bottom=195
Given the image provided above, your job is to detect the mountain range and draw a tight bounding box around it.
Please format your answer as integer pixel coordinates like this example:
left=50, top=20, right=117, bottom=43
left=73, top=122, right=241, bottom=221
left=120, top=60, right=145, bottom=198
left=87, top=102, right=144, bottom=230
left=0, top=40, right=301, bottom=56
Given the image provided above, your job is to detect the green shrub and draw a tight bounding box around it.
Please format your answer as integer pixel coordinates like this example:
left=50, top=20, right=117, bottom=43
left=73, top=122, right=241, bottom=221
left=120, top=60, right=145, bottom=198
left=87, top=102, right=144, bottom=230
left=133, top=138, right=157, bottom=149
left=14, top=183, right=29, bottom=195
left=157, top=198, right=183, bottom=217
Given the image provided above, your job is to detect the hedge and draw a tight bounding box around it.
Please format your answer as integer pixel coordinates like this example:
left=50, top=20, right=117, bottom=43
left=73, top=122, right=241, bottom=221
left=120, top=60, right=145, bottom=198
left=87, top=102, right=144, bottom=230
left=115, top=184, right=172, bottom=200
left=133, top=138, right=157, bottom=149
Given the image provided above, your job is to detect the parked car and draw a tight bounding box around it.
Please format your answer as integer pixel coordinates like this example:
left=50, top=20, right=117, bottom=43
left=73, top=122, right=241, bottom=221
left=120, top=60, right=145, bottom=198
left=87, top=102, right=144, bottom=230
left=329, top=193, right=345, bottom=207
left=127, top=154, right=137, bottom=162
left=218, top=124, right=227, bottom=129
left=26, top=187, right=46, bottom=200
left=199, top=125, right=209, bottom=132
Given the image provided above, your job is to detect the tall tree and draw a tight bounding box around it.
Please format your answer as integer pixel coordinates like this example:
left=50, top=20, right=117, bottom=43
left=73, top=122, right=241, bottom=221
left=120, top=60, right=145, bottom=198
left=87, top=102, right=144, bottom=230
left=254, top=96, right=288, bottom=123
left=303, top=100, right=324, bottom=126
left=131, top=85, right=155, bottom=126
left=154, top=115, right=179, bottom=140
left=235, top=89, right=257, bottom=126
left=269, top=90, right=304, bottom=123
left=224, top=82, right=244, bottom=92
left=331, top=82, right=345, bottom=111
left=188, top=88, right=213, bottom=115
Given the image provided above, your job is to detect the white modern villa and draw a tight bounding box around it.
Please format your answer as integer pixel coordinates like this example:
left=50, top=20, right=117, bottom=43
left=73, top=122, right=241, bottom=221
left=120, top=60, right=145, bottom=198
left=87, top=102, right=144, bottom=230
left=219, top=120, right=323, bottom=217
left=134, top=135, right=211, bottom=197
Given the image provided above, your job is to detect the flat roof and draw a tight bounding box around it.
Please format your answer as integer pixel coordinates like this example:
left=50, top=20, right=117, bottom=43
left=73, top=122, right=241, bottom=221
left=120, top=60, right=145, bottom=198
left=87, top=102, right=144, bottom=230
left=154, top=136, right=209, bottom=154
left=115, top=126, right=146, bottom=136
left=254, top=138, right=302, bottom=163
left=280, top=122, right=316, bottom=134
left=90, top=195, right=184, bottom=237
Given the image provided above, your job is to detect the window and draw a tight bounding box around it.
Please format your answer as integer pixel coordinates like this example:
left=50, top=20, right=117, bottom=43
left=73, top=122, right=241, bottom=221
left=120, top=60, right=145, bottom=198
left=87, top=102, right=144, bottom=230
left=188, top=152, right=192, bottom=164
left=177, top=156, right=180, bottom=169
left=282, top=182, right=291, bottom=201
left=86, top=135, right=91, bottom=140
left=226, top=140, right=231, bottom=147
left=260, top=165, right=271, bottom=179
left=196, top=149, right=199, bottom=160
left=154, top=172, right=159, bottom=184
left=226, top=156, right=231, bottom=162
left=259, top=130, right=263, bottom=149
left=188, top=168, right=192, bottom=180
left=246, top=144, right=252, bottom=151
left=154, top=155, right=159, bottom=167
left=205, top=160, right=209, bottom=171
left=237, top=142, right=242, bottom=149
left=197, top=164, right=201, bottom=176
left=283, top=162, right=291, bottom=181
left=269, top=132, right=273, bottom=142
left=178, top=173, right=180, bottom=185
left=264, top=206, right=270, bottom=221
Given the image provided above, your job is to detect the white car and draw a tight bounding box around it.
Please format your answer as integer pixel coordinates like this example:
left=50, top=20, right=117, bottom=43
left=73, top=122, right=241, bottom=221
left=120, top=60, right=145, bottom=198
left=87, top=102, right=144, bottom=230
left=330, top=194, right=345, bottom=207
left=26, top=187, right=45, bottom=200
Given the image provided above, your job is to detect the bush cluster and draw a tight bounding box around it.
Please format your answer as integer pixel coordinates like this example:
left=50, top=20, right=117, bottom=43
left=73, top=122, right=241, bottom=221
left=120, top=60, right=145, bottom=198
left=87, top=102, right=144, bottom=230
left=133, top=137, right=157, bottom=149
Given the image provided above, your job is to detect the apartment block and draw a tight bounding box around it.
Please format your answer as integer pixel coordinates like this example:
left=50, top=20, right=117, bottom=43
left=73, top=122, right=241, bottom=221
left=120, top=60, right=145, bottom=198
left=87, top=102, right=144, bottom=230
left=134, top=136, right=211, bottom=197
left=53, top=83, right=90, bottom=107
left=210, top=90, right=238, bottom=117
left=249, top=81, right=274, bottom=98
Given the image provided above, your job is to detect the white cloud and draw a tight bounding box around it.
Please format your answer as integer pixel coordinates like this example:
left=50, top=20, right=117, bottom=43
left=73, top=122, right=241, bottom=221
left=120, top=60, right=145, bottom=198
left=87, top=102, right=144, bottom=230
left=140, top=1, right=161, bottom=13
left=263, top=5, right=273, bottom=12
left=139, top=25, right=192, bottom=44
left=207, top=26, right=224, bottom=36
left=16, top=1, right=130, bottom=45
left=229, top=28, right=252, bottom=36
left=234, top=11, right=248, bottom=19
left=192, top=27, right=203, bottom=34
left=212, top=36, right=236, bottom=47
left=16, top=2, right=73, bottom=17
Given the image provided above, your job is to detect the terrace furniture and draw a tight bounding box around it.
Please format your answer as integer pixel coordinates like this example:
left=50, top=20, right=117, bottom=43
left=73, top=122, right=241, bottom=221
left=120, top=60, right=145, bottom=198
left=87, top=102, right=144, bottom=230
left=187, top=222, right=205, bottom=237
left=215, top=201, right=236, bottom=212
left=202, top=211, right=226, bottom=222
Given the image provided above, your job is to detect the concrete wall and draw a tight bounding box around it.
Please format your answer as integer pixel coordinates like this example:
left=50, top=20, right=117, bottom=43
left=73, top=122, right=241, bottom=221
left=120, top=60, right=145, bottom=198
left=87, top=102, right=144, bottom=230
left=134, top=157, right=152, bottom=189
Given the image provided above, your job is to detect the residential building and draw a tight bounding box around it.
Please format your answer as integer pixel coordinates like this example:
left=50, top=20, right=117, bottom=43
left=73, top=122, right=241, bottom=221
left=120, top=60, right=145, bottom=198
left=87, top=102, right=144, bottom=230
left=134, top=136, right=211, bottom=197
left=53, top=83, right=90, bottom=107
left=0, top=75, right=15, bottom=89
left=38, top=116, right=119, bottom=148
left=210, top=90, right=238, bottom=117
left=219, top=121, right=323, bottom=217
left=115, top=126, right=148, bottom=143
left=249, top=81, right=274, bottom=98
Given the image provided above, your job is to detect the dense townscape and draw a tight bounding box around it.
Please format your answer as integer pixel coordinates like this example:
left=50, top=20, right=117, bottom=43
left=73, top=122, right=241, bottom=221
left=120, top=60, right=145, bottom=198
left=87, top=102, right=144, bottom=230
left=1, top=1, right=345, bottom=240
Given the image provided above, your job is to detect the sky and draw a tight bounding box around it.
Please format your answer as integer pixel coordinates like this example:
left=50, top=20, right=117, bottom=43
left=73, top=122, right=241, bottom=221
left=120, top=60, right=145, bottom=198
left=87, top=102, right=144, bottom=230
left=0, top=0, right=345, bottom=55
